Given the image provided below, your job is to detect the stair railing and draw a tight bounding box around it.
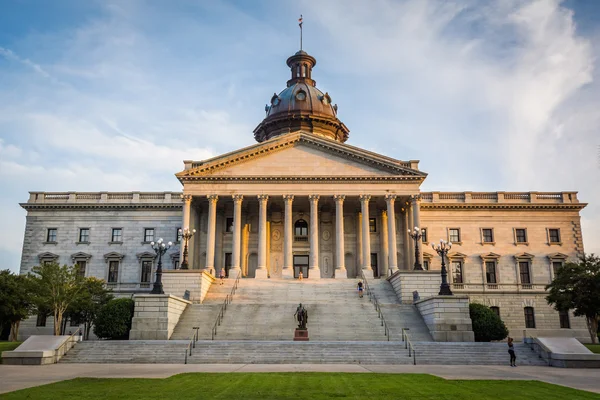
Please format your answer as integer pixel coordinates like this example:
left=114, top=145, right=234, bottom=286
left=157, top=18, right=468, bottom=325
left=401, top=328, right=417, bottom=365
left=211, top=271, right=241, bottom=340
left=55, top=327, right=81, bottom=363
left=184, top=326, right=200, bottom=364
left=360, top=270, right=390, bottom=341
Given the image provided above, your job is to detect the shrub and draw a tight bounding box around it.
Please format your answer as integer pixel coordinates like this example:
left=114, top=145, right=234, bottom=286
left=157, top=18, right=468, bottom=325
left=469, top=303, right=509, bottom=342
left=93, top=298, right=134, bottom=340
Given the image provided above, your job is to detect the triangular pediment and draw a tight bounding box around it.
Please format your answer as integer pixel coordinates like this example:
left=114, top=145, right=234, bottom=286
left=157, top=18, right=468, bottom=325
left=480, top=252, right=501, bottom=260
left=548, top=252, right=568, bottom=260
left=71, top=252, right=92, bottom=261
left=515, top=252, right=535, bottom=260
left=448, top=252, right=468, bottom=259
left=38, top=252, right=59, bottom=261
left=177, top=132, right=426, bottom=181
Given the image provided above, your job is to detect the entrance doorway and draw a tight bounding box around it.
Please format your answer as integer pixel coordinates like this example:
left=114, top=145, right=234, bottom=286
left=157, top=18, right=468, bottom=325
left=224, top=253, right=232, bottom=278
left=293, top=255, right=309, bottom=278
left=371, top=253, right=378, bottom=278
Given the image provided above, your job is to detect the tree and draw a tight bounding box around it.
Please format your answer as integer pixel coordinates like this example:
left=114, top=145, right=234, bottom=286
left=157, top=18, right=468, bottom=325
left=469, top=303, right=509, bottom=342
left=546, top=254, right=600, bottom=344
left=29, top=262, right=85, bottom=336
left=93, top=298, right=135, bottom=340
left=0, top=270, right=35, bottom=341
left=68, top=277, right=113, bottom=340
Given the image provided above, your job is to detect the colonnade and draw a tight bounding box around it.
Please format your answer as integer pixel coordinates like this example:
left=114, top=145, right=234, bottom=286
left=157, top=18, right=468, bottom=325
left=181, top=193, right=422, bottom=278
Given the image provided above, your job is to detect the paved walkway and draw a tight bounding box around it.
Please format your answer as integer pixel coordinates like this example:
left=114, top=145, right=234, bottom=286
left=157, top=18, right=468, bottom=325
left=1, top=364, right=598, bottom=395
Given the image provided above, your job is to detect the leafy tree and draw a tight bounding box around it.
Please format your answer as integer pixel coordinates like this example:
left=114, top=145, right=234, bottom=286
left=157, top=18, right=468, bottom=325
left=546, top=254, right=600, bottom=344
left=29, top=262, right=85, bottom=336
left=93, top=298, right=135, bottom=340
left=0, top=270, right=35, bottom=341
left=469, top=303, right=509, bottom=342
left=68, top=277, right=113, bottom=340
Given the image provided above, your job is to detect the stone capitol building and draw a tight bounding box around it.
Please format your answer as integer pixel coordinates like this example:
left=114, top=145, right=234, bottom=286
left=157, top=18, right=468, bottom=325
left=17, top=48, right=590, bottom=343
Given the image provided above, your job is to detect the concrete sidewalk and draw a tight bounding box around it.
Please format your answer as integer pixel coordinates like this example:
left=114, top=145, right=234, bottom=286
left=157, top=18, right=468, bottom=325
left=1, top=364, right=598, bottom=395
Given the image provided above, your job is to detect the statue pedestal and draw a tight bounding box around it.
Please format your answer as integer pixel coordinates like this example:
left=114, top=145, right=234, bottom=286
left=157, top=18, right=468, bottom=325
left=294, top=328, right=309, bottom=341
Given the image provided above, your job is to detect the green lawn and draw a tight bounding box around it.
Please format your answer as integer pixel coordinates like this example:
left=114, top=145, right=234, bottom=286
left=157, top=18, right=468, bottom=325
left=1, top=373, right=598, bottom=400
left=586, top=344, right=600, bottom=354
left=0, top=342, right=21, bottom=353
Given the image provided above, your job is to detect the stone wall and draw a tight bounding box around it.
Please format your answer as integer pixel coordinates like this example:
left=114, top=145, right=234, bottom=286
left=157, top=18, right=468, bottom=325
left=162, top=270, right=215, bottom=303
left=129, top=294, right=191, bottom=340
left=415, top=296, right=474, bottom=342
left=388, top=270, right=442, bottom=304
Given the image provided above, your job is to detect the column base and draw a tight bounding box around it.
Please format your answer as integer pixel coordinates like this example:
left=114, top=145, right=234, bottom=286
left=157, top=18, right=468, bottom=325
left=361, top=269, right=374, bottom=279
left=281, top=267, right=294, bottom=279
left=229, top=267, right=241, bottom=277
left=255, top=268, right=269, bottom=279
left=388, top=266, right=398, bottom=277
left=308, top=268, right=321, bottom=279
left=334, top=268, right=348, bottom=279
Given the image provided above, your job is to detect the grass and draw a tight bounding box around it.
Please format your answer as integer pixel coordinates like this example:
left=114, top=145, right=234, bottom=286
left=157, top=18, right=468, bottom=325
left=586, top=344, right=600, bottom=354
left=1, top=373, right=598, bottom=400
left=0, top=342, right=21, bottom=353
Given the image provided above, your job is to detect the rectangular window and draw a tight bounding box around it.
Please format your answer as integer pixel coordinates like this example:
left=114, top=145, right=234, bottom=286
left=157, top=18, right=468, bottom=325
left=524, top=307, right=536, bottom=329
left=449, top=228, right=460, bottom=243
left=482, top=228, right=494, bottom=243
left=485, top=261, right=497, bottom=284
left=552, top=261, right=563, bottom=277
left=111, top=228, right=122, bottom=242
left=559, top=310, right=570, bottom=329
left=549, top=229, right=561, bottom=243
left=490, top=307, right=500, bottom=317
left=369, top=218, right=377, bottom=233
left=108, top=260, right=119, bottom=283
left=421, top=228, right=428, bottom=243
left=370, top=253, right=378, bottom=277
left=76, top=260, right=86, bottom=278
left=46, top=228, right=57, bottom=242
left=452, top=261, right=463, bottom=284
left=176, top=228, right=182, bottom=242
left=173, top=258, right=179, bottom=270
left=225, top=253, right=232, bottom=277
left=515, top=228, right=527, bottom=243
left=226, top=218, right=234, bottom=233
left=423, top=260, right=429, bottom=270
left=519, top=261, right=531, bottom=285
left=78, top=228, right=90, bottom=242
left=144, top=228, right=155, bottom=243
left=141, top=260, right=152, bottom=283
left=36, top=313, right=47, bottom=327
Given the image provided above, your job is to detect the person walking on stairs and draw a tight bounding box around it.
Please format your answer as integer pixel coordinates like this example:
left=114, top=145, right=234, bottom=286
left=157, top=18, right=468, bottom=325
left=219, top=268, right=225, bottom=285
left=508, top=337, right=517, bottom=367
left=357, top=280, right=364, bottom=298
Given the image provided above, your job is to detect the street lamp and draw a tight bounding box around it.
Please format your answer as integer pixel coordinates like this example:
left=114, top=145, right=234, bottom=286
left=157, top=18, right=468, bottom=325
left=179, top=228, right=196, bottom=270
left=432, top=239, right=453, bottom=296
left=408, top=226, right=424, bottom=271
left=150, top=238, right=172, bottom=295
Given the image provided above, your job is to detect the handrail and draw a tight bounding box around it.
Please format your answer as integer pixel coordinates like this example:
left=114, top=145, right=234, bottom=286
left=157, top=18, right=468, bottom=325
left=401, top=328, right=417, bottom=365
left=211, top=271, right=241, bottom=340
left=184, top=327, right=200, bottom=364
left=55, top=327, right=81, bottom=363
left=359, top=270, right=390, bottom=341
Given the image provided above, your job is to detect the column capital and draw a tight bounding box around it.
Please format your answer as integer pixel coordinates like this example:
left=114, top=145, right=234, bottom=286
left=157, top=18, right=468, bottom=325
left=359, top=194, right=371, bottom=202
left=232, top=194, right=244, bottom=202
left=257, top=194, right=269, bottom=202
left=207, top=194, right=219, bottom=203
left=308, top=194, right=320, bottom=202
left=384, top=194, right=397, bottom=202
left=410, top=194, right=422, bottom=203
left=181, top=194, right=193, bottom=203
left=381, top=210, right=387, bottom=217
left=283, top=194, right=295, bottom=202
left=333, top=194, right=346, bottom=202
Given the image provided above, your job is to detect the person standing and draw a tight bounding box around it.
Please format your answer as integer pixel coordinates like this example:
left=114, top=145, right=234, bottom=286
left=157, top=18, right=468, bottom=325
left=508, top=337, right=516, bottom=367
left=219, top=268, right=225, bottom=285
left=357, top=280, right=364, bottom=298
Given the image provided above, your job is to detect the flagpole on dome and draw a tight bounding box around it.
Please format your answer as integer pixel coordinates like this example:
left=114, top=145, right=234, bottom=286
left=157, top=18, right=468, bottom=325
left=299, top=15, right=303, bottom=51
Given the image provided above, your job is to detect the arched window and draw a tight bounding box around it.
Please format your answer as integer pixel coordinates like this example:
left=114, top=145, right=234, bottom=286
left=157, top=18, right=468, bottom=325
left=294, top=219, right=308, bottom=241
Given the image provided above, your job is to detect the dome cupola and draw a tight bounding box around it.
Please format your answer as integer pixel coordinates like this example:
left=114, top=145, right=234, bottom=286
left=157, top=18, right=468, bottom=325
left=254, top=50, right=350, bottom=143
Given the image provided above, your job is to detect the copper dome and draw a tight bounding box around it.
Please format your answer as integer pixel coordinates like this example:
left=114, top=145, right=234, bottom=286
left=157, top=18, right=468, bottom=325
left=254, top=51, right=350, bottom=143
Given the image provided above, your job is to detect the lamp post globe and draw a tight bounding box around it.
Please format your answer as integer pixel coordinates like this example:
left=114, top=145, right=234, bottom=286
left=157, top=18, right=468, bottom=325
left=432, top=239, right=453, bottom=296
left=408, top=226, right=424, bottom=271
left=179, top=228, right=196, bottom=270
left=150, top=238, right=172, bottom=295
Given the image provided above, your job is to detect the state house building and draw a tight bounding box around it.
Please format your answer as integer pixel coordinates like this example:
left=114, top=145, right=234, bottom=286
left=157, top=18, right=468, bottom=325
left=18, top=49, right=589, bottom=340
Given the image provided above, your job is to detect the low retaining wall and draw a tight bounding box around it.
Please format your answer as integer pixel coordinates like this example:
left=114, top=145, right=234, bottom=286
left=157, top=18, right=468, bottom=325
left=129, top=294, right=191, bottom=340
left=162, top=270, right=215, bottom=303
left=1, top=335, right=79, bottom=365
left=388, top=270, right=442, bottom=304
left=414, top=295, right=474, bottom=342
left=531, top=337, right=600, bottom=368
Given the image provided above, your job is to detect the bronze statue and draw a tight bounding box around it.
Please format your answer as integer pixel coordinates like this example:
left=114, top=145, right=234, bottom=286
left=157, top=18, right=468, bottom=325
left=294, top=303, right=308, bottom=329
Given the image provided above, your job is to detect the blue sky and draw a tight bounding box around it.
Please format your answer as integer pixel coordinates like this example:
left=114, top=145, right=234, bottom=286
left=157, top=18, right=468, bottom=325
left=1, top=0, right=599, bottom=273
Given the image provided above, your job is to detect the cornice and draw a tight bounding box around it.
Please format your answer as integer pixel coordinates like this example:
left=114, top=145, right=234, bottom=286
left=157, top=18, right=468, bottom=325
left=179, top=175, right=425, bottom=183
left=20, top=203, right=183, bottom=211
left=420, top=203, right=587, bottom=211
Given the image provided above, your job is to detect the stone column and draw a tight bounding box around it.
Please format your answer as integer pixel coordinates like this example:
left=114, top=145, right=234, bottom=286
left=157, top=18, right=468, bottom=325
left=334, top=195, right=347, bottom=279
left=411, top=194, right=423, bottom=270
left=357, top=211, right=363, bottom=272
left=380, top=210, right=389, bottom=278
left=407, top=201, right=415, bottom=269
left=256, top=194, right=269, bottom=279
left=180, top=194, right=192, bottom=266
left=205, top=194, right=218, bottom=274
left=385, top=194, right=398, bottom=275
left=230, top=195, right=243, bottom=275
left=282, top=195, right=294, bottom=279
left=402, top=207, right=410, bottom=270
left=309, top=194, right=320, bottom=279
left=360, top=195, right=373, bottom=278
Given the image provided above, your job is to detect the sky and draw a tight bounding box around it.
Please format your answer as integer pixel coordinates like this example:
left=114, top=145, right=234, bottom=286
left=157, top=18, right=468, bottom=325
left=1, top=0, right=599, bottom=274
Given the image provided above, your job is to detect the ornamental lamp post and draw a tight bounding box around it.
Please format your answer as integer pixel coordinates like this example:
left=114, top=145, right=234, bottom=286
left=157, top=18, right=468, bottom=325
left=408, top=226, right=424, bottom=271
left=432, top=239, right=453, bottom=296
left=150, top=238, right=172, bottom=295
left=179, top=228, right=196, bottom=270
